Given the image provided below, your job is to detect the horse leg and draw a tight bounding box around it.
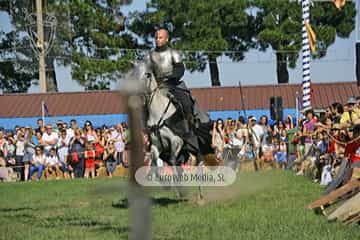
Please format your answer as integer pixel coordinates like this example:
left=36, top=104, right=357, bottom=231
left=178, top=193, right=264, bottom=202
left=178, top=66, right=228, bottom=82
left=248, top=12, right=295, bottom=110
left=167, top=132, right=183, bottom=166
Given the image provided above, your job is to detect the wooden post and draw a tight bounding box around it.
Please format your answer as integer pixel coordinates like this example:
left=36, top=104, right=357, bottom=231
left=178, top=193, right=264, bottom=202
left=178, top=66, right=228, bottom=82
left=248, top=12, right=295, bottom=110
left=36, top=0, right=46, bottom=92
left=121, top=69, right=151, bottom=240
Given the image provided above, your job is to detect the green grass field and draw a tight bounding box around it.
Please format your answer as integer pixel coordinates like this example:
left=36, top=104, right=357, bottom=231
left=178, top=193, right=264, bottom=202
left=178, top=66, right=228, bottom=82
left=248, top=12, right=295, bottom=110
left=0, top=170, right=358, bottom=240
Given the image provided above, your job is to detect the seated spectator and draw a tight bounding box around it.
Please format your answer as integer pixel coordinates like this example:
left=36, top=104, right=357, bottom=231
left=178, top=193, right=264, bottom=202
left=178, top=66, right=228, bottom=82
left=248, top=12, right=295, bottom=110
left=260, top=136, right=274, bottom=168
left=45, top=147, right=60, bottom=179
left=103, top=141, right=118, bottom=177
left=280, top=129, right=287, bottom=143
left=5, top=134, right=16, bottom=169
left=29, top=146, right=46, bottom=181
left=320, top=158, right=332, bottom=186
left=0, top=150, right=14, bottom=182
left=84, top=142, right=96, bottom=178
left=274, top=139, right=287, bottom=169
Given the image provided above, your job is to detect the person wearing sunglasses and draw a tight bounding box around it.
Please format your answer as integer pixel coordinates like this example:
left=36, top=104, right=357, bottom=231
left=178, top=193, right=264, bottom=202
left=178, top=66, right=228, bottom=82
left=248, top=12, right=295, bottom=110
left=41, top=124, right=58, bottom=155
left=29, top=147, right=46, bottom=181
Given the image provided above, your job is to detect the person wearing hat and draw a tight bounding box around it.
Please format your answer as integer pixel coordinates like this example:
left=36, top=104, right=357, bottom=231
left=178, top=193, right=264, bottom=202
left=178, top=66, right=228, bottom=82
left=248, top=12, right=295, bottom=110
left=340, top=97, right=358, bottom=125
left=247, top=115, right=264, bottom=163
left=327, top=123, right=344, bottom=162
left=56, top=120, right=65, bottom=134
left=353, top=96, right=360, bottom=118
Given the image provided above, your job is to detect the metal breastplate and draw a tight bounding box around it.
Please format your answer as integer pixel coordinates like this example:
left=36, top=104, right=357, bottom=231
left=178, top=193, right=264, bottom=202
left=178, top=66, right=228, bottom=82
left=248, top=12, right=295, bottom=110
left=150, top=48, right=175, bottom=80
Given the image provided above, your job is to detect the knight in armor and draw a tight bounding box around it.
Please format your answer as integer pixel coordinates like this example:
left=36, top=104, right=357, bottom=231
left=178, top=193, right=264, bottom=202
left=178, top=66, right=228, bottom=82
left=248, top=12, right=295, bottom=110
left=146, top=29, right=197, bottom=136
left=144, top=28, right=212, bottom=159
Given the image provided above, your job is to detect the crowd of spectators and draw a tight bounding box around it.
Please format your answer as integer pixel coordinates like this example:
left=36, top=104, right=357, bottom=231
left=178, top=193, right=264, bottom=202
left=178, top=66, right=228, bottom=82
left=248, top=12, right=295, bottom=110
left=1, top=96, right=360, bottom=184
left=0, top=119, right=130, bottom=181
left=212, top=96, right=360, bottom=184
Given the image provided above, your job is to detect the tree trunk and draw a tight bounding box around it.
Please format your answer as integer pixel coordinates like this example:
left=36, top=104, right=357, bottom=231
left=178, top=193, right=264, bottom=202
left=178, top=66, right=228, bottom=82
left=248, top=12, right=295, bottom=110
left=208, top=54, right=221, bottom=86
left=276, top=52, right=289, bottom=84
left=46, top=57, right=58, bottom=92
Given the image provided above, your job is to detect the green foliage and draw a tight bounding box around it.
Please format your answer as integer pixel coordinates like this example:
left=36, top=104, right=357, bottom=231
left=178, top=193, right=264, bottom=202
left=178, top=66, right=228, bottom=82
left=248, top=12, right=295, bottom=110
left=0, top=1, right=37, bottom=93
left=46, top=0, right=137, bottom=90
left=253, top=0, right=356, bottom=82
left=130, top=0, right=255, bottom=85
left=0, top=0, right=136, bottom=92
left=0, top=171, right=359, bottom=239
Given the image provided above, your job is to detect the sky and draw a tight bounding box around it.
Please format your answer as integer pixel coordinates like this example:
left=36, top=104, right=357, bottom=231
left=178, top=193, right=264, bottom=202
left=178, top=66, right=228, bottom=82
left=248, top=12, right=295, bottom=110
left=0, top=0, right=359, bottom=93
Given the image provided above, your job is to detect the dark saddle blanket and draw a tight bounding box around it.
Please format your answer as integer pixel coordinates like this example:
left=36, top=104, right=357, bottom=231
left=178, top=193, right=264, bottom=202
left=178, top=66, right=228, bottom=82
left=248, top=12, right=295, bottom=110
left=162, top=82, right=212, bottom=156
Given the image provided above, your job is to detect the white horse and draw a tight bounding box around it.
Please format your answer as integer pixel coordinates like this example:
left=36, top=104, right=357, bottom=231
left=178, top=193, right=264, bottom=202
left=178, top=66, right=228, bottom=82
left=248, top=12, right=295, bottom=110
left=126, top=61, right=186, bottom=166
left=124, top=61, right=217, bottom=200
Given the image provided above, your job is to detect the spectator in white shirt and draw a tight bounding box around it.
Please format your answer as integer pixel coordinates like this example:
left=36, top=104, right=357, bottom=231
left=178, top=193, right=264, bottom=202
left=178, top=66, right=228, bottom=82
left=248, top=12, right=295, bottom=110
left=66, top=119, right=78, bottom=139
left=57, top=129, right=73, bottom=178
left=45, top=147, right=60, bottom=179
left=42, top=124, right=58, bottom=154
left=248, top=116, right=264, bottom=162
left=111, top=124, right=125, bottom=165
left=83, top=121, right=99, bottom=143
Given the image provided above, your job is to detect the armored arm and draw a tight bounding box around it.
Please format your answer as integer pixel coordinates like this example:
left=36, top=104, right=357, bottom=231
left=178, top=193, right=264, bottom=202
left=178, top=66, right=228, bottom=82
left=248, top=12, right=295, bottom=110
left=170, top=49, right=185, bottom=81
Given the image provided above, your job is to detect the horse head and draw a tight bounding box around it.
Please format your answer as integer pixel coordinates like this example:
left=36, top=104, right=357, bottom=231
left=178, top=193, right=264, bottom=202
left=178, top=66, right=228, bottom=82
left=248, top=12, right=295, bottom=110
left=122, top=60, right=176, bottom=128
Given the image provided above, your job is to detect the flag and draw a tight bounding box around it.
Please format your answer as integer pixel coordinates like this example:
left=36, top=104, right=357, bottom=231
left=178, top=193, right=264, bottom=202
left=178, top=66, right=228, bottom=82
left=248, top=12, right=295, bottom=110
left=305, top=22, right=316, bottom=54
left=42, top=101, right=50, bottom=116
left=333, top=0, right=346, bottom=10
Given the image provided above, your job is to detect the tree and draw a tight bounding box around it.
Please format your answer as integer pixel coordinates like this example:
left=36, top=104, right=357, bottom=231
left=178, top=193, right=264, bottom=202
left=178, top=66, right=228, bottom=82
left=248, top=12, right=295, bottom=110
left=0, top=0, right=136, bottom=92
left=130, top=0, right=256, bottom=86
left=0, top=31, right=36, bottom=93
left=0, top=1, right=37, bottom=93
left=253, top=0, right=356, bottom=84
left=57, top=0, right=137, bottom=89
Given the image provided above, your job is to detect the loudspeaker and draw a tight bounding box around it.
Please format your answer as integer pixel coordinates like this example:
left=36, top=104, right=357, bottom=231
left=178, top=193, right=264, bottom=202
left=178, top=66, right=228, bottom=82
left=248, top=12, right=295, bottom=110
left=270, top=96, right=283, bottom=121
left=356, top=42, right=360, bottom=86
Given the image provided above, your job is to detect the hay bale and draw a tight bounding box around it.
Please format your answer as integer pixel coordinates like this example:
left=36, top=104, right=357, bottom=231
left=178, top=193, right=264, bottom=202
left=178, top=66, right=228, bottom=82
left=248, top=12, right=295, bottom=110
left=44, top=167, right=63, bottom=180
left=239, top=159, right=256, bottom=172
left=31, top=170, right=45, bottom=181
left=203, top=154, right=222, bottom=166
left=113, top=166, right=129, bottom=177
left=97, top=166, right=108, bottom=177
left=262, top=161, right=274, bottom=171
